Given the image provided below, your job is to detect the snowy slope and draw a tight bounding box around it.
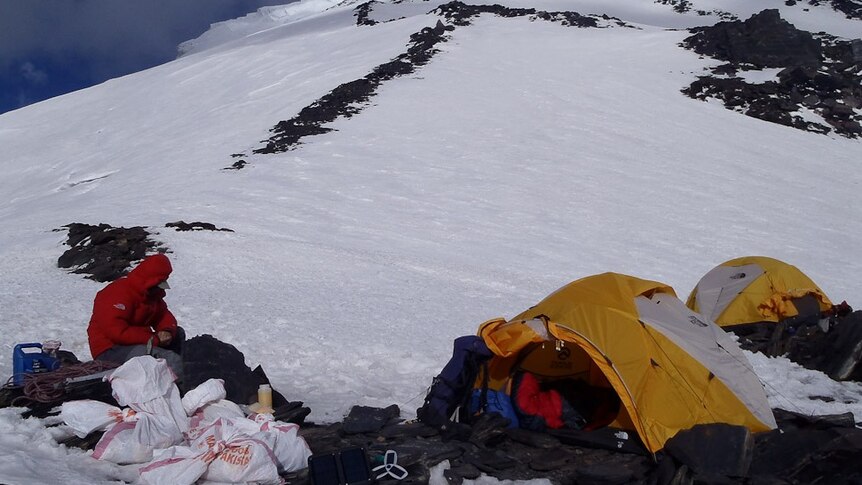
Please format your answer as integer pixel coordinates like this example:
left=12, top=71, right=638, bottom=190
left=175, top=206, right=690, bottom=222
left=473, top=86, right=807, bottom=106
left=0, top=0, right=861, bottom=482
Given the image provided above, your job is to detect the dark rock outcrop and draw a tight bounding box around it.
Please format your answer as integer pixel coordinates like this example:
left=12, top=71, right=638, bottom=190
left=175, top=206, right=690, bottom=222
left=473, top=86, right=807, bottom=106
left=432, top=1, right=627, bottom=28
left=730, top=309, right=862, bottom=381
left=664, top=424, right=754, bottom=478
left=166, top=221, right=234, bottom=232
left=342, top=404, right=401, bottom=434
left=58, top=221, right=237, bottom=281
left=657, top=0, right=695, bottom=14
left=354, top=1, right=379, bottom=26
left=787, top=310, right=862, bottom=381
left=803, top=0, right=862, bottom=20
left=686, top=9, right=822, bottom=67
left=223, top=159, right=247, bottom=170
left=749, top=409, right=862, bottom=484
left=682, top=9, right=862, bottom=138
left=252, top=19, right=454, bottom=154
left=57, top=223, right=163, bottom=282
left=656, top=0, right=737, bottom=19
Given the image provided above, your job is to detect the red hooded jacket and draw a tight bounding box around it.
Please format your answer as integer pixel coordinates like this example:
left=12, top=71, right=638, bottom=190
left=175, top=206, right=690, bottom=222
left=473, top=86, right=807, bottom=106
left=87, top=254, right=178, bottom=358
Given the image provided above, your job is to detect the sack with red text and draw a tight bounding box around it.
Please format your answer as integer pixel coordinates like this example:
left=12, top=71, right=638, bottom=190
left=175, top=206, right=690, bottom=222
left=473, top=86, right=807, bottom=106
left=138, top=445, right=209, bottom=485
left=60, top=400, right=137, bottom=438
left=191, top=417, right=280, bottom=483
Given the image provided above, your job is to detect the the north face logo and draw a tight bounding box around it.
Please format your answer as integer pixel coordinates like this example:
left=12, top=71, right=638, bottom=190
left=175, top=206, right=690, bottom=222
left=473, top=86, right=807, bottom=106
left=688, top=316, right=707, bottom=327
left=114, top=303, right=126, bottom=311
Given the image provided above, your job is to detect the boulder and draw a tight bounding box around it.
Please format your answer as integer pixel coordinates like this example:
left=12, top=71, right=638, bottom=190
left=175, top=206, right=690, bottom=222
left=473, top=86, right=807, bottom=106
left=342, top=404, right=400, bottom=434
left=664, top=424, right=754, bottom=478
left=684, top=9, right=822, bottom=68
left=786, top=311, right=862, bottom=381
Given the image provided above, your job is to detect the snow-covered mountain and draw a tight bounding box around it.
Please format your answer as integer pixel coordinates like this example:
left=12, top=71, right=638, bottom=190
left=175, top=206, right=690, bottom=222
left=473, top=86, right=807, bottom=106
left=0, top=0, right=860, bottom=482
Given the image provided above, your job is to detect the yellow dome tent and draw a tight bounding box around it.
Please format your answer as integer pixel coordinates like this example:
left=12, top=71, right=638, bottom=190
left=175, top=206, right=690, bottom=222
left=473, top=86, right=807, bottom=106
left=477, top=272, right=776, bottom=454
left=686, top=256, right=832, bottom=328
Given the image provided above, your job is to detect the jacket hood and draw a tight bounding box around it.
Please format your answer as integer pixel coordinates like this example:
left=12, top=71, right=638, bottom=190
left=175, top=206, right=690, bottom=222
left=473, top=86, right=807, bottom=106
left=127, top=254, right=172, bottom=291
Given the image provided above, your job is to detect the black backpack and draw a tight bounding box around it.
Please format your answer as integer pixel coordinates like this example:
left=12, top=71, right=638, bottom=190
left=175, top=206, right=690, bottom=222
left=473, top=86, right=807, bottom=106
left=417, top=335, right=493, bottom=426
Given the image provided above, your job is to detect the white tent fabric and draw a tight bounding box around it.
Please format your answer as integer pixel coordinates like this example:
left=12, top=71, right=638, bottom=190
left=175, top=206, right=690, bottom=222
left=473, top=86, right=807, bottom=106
left=693, top=263, right=764, bottom=321
left=635, top=293, right=777, bottom=429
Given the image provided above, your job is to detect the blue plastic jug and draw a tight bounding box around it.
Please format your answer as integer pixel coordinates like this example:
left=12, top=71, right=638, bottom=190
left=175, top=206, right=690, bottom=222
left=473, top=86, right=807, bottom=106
left=12, top=343, right=60, bottom=386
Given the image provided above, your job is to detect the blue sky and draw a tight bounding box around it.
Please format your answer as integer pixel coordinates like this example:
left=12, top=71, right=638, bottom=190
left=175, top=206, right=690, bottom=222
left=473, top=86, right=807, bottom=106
left=0, top=1, right=294, bottom=115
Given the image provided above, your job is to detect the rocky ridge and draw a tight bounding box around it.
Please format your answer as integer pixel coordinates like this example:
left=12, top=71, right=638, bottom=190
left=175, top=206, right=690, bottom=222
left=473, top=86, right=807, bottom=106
left=244, top=1, right=629, bottom=161
left=682, top=9, right=862, bottom=138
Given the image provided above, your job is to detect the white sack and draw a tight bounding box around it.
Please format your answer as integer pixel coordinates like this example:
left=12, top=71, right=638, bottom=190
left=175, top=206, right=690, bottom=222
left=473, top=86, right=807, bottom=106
left=87, top=356, right=190, bottom=463
left=191, top=418, right=279, bottom=484
left=131, top=404, right=186, bottom=449
left=138, top=445, right=210, bottom=485
left=188, top=399, right=246, bottom=440
left=258, top=419, right=312, bottom=472
left=109, top=356, right=189, bottom=443
left=199, top=436, right=280, bottom=484
left=60, top=400, right=137, bottom=438
left=108, top=355, right=176, bottom=406
left=182, top=378, right=227, bottom=416
left=92, top=421, right=154, bottom=464
left=189, top=417, right=296, bottom=483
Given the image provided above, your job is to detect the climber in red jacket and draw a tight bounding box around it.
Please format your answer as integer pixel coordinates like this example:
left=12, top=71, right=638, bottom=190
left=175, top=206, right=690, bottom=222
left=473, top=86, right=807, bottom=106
left=88, top=253, right=184, bottom=380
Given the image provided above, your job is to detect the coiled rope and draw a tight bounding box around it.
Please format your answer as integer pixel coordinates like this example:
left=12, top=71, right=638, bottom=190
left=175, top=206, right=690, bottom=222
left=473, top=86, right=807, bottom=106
left=6, top=361, right=119, bottom=406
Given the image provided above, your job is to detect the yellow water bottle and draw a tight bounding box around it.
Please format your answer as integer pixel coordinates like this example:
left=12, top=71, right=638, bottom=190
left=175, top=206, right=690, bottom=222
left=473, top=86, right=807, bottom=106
left=258, top=384, right=273, bottom=414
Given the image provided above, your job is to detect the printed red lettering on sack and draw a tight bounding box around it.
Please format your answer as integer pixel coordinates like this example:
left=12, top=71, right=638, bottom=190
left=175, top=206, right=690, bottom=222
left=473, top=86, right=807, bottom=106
left=219, top=445, right=251, bottom=467
left=202, top=450, right=217, bottom=464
